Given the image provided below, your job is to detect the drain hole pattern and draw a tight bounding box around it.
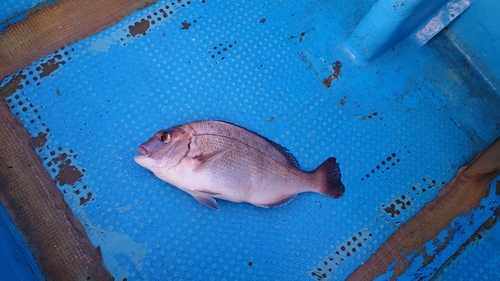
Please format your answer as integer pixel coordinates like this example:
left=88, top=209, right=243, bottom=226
left=206, top=40, right=238, bottom=64
left=3, top=50, right=92, bottom=207
left=361, top=151, right=403, bottom=181
left=310, top=230, right=373, bottom=281
left=381, top=176, right=446, bottom=221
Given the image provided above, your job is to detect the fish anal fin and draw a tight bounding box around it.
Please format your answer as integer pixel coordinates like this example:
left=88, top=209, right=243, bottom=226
left=191, top=192, right=219, bottom=210
left=192, top=147, right=234, bottom=170
left=196, top=189, right=221, bottom=196
left=255, top=195, right=296, bottom=208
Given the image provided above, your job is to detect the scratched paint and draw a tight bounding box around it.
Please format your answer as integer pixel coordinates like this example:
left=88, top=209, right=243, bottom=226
left=377, top=176, right=500, bottom=280
left=88, top=0, right=193, bottom=53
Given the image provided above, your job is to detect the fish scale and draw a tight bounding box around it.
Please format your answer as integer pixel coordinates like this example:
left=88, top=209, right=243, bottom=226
left=190, top=121, right=295, bottom=168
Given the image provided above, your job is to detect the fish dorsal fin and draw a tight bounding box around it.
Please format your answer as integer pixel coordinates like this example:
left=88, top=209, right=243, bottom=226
left=192, top=147, right=234, bottom=170
left=190, top=191, right=219, bottom=210
left=264, top=138, right=300, bottom=168
left=214, top=121, right=300, bottom=169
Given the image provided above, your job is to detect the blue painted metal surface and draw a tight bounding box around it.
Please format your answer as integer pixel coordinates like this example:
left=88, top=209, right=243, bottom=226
left=0, top=0, right=499, bottom=280
left=345, top=0, right=470, bottom=61
left=0, top=204, right=45, bottom=281
left=443, top=0, right=500, bottom=92
left=412, top=0, right=470, bottom=46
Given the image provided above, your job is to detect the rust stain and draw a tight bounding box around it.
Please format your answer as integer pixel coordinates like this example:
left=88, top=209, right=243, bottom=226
left=322, top=61, right=342, bottom=89
left=30, top=132, right=48, bottom=148
left=159, top=8, right=167, bottom=18
left=383, top=204, right=400, bottom=217
left=299, top=32, right=305, bottom=42
left=0, top=72, right=26, bottom=97
left=181, top=20, right=191, bottom=30
left=55, top=159, right=84, bottom=186
left=48, top=153, right=69, bottom=166
left=361, top=112, right=378, bottom=120
left=129, top=19, right=150, bottom=37
left=290, top=31, right=306, bottom=42
left=79, top=192, right=93, bottom=206
left=39, top=55, right=65, bottom=78
left=339, top=96, right=347, bottom=106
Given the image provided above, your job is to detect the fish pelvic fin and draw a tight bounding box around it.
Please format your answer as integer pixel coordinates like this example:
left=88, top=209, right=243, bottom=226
left=192, top=147, right=234, bottom=171
left=313, top=157, right=345, bottom=198
left=191, top=191, right=219, bottom=210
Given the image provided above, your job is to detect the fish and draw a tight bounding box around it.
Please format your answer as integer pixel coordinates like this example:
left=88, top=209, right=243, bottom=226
left=134, top=120, right=345, bottom=210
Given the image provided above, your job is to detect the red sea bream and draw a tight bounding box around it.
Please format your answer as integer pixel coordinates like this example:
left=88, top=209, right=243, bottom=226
left=134, top=120, right=345, bottom=210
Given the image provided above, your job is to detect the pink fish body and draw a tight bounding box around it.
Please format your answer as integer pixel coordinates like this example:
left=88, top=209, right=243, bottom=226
left=134, top=120, right=344, bottom=210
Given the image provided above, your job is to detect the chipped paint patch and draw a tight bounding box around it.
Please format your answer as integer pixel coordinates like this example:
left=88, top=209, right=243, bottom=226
left=87, top=1, right=194, bottom=53
left=0, top=72, right=26, bottom=97
left=45, top=149, right=94, bottom=206
left=30, top=132, right=48, bottom=148
left=373, top=260, right=396, bottom=281
left=379, top=177, right=500, bottom=280
left=55, top=159, right=84, bottom=186
left=181, top=20, right=192, bottom=30
left=39, top=55, right=66, bottom=78
left=88, top=31, right=124, bottom=53
left=322, top=61, right=342, bottom=88
left=129, top=19, right=150, bottom=37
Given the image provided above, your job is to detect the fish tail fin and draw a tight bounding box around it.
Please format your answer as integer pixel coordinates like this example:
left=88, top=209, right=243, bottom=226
left=313, top=157, right=345, bottom=198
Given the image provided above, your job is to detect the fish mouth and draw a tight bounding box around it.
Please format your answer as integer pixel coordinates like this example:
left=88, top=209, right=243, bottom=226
left=137, top=145, right=150, bottom=156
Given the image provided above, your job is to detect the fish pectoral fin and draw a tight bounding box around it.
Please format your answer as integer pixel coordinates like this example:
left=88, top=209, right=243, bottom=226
left=191, top=192, right=219, bottom=210
left=192, top=147, right=234, bottom=170
left=254, top=195, right=296, bottom=208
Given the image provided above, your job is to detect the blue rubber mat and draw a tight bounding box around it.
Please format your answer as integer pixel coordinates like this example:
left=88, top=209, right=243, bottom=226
left=2, top=0, right=500, bottom=280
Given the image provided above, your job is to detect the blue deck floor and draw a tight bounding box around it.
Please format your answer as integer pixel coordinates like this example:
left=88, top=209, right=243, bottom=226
left=1, top=0, right=500, bottom=280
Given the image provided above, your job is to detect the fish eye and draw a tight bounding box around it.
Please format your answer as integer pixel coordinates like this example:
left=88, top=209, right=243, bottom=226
left=157, top=131, right=172, bottom=143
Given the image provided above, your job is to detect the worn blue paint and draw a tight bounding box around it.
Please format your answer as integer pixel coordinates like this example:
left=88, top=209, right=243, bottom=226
left=0, top=205, right=45, bottom=281
left=0, top=0, right=499, bottom=280
left=376, top=176, right=500, bottom=280
left=434, top=181, right=500, bottom=280
left=0, top=13, right=27, bottom=34
left=0, top=0, right=56, bottom=34
left=346, top=0, right=470, bottom=61
left=444, top=0, right=500, bottom=92
left=412, top=0, right=470, bottom=46
left=373, top=260, right=397, bottom=281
